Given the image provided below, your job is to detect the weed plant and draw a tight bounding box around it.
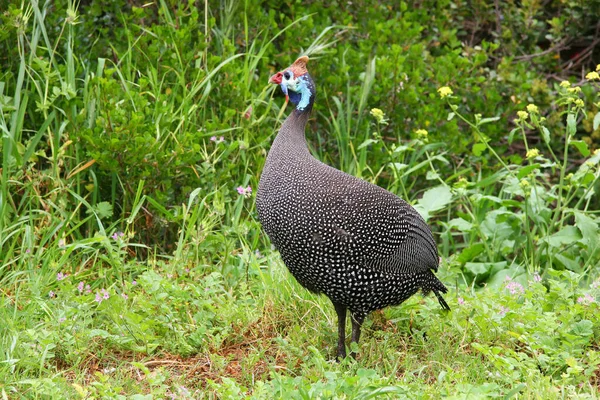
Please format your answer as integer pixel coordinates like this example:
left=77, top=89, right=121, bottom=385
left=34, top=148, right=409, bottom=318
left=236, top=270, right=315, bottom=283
left=1, top=0, right=600, bottom=398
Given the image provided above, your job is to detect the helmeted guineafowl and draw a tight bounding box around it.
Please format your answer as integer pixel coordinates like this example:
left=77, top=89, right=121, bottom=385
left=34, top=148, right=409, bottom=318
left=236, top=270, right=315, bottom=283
left=256, top=56, right=450, bottom=359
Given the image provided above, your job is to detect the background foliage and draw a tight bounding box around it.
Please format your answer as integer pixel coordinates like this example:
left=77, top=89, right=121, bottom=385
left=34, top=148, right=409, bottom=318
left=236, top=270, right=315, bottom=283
left=1, top=0, right=600, bottom=397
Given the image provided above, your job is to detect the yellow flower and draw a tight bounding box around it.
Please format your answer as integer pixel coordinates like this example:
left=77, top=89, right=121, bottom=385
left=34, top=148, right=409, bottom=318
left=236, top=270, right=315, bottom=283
left=517, top=111, right=529, bottom=121
left=594, top=149, right=600, bottom=156
left=526, top=148, right=540, bottom=159
left=415, top=129, right=428, bottom=139
left=526, top=104, right=539, bottom=114
left=596, top=64, right=600, bottom=72
left=567, top=87, right=581, bottom=93
left=519, top=179, right=530, bottom=189
left=574, top=99, right=584, bottom=107
left=560, top=81, right=571, bottom=88
left=438, top=86, right=453, bottom=98
left=370, top=108, right=386, bottom=123
left=454, top=176, right=469, bottom=189
left=585, top=71, right=600, bottom=81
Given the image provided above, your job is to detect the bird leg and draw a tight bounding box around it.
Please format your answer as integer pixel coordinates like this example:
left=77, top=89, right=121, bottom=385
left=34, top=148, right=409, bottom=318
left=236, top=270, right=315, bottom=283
left=333, top=302, right=347, bottom=360
left=350, top=312, right=365, bottom=358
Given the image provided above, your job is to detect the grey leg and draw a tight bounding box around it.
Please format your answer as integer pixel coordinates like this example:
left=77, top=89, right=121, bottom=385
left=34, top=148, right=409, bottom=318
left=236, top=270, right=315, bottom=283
left=333, top=302, right=347, bottom=360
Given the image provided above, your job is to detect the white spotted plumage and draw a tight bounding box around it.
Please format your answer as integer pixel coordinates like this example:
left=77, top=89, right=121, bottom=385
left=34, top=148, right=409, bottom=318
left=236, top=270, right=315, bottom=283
left=257, top=59, right=449, bottom=358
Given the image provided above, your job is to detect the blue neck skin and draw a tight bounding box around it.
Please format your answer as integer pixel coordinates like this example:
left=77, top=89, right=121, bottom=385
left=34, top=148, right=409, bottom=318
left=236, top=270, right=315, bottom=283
left=283, top=73, right=315, bottom=113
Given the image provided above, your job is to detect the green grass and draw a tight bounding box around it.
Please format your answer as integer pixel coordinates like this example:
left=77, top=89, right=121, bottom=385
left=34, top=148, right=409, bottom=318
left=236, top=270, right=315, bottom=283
left=2, top=254, right=600, bottom=398
left=1, top=0, right=600, bottom=398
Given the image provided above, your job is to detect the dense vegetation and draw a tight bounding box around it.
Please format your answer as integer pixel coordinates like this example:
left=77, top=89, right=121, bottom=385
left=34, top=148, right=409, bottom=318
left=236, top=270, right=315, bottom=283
left=1, top=0, right=600, bottom=398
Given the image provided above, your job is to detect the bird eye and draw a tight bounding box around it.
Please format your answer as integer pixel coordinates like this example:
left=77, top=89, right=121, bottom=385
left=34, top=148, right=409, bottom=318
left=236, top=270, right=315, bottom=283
left=283, top=71, right=291, bottom=80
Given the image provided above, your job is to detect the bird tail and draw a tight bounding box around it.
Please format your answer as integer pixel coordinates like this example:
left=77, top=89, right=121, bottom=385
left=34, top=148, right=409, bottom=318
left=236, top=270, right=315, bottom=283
left=422, top=272, right=450, bottom=311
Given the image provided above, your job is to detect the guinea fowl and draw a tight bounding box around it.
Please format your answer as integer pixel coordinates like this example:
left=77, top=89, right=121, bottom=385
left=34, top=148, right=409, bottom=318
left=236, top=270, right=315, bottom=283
left=256, top=56, right=449, bottom=359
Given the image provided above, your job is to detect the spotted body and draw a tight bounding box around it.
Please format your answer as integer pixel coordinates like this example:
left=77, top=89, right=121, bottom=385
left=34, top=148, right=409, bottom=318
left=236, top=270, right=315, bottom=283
left=257, top=56, right=449, bottom=359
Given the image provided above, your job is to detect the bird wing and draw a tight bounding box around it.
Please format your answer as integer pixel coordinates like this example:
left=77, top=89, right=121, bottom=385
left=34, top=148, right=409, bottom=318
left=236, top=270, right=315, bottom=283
left=313, top=165, right=439, bottom=274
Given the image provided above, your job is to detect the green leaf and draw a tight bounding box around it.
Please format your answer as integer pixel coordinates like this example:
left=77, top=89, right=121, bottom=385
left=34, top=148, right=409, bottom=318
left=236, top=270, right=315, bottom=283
left=426, top=170, right=439, bottom=180
left=388, top=162, right=408, bottom=171
left=448, top=218, right=473, bottom=232
left=566, top=113, right=576, bottom=136
left=447, top=112, right=455, bottom=121
left=504, top=384, right=526, bottom=399
left=465, top=262, right=492, bottom=276
left=542, top=226, right=581, bottom=247
left=570, top=140, right=590, bottom=157
left=516, top=163, right=540, bottom=179
left=90, top=202, right=113, bottom=219
left=472, top=142, right=486, bottom=156
left=574, top=211, right=599, bottom=247
left=593, top=111, right=600, bottom=131
left=541, top=126, right=550, bottom=144
left=571, top=320, right=593, bottom=337
left=507, top=128, right=519, bottom=144
left=478, top=116, right=500, bottom=125
left=416, top=185, right=453, bottom=214
left=554, top=253, right=582, bottom=272
left=357, top=139, right=378, bottom=150
left=457, top=243, right=485, bottom=263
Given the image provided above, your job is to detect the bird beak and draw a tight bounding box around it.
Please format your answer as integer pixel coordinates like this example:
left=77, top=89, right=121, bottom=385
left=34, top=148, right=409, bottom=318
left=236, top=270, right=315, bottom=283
left=269, top=71, right=283, bottom=85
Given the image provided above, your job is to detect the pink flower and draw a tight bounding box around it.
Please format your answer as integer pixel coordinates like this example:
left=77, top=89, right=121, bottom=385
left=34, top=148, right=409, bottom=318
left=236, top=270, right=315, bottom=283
left=57, top=272, right=67, bottom=281
left=499, top=306, right=509, bottom=316
left=132, top=280, right=137, bottom=286
left=533, top=273, right=542, bottom=282
left=236, top=185, right=252, bottom=198
left=85, top=284, right=91, bottom=294
left=121, top=293, right=128, bottom=300
left=95, top=288, right=110, bottom=303
left=577, top=294, right=595, bottom=305
left=58, top=317, right=66, bottom=323
left=49, top=291, right=56, bottom=298
left=457, top=297, right=465, bottom=305
left=505, top=281, right=525, bottom=295
left=111, top=231, right=125, bottom=240
left=77, top=281, right=85, bottom=293
left=210, top=136, right=225, bottom=143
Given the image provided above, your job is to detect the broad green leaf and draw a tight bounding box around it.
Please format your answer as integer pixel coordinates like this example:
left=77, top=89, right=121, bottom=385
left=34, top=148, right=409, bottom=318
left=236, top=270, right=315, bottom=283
left=458, top=243, right=485, bottom=263
left=448, top=217, right=473, bottom=232
left=388, top=162, right=408, bottom=171
left=472, top=142, right=486, bottom=156
left=541, top=126, right=550, bottom=144
left=426, top=170, right=439, bottom=180
left=517, top=163, right=540, bottom=179
left=507, top=128, right=519, bottom=144
left=571, top=320, right=593, bottom=337
left=471, top=194, right=503, bottom=204
left=90, top=202, right=113, bottom=219
left=574, top=211, right=599, bottom=247
left=566, top=113, right=576, bottom=136
left=465, top=262, right=492, bottom=276
left=357, top=139, right=378, bottom=150
left=554, top=253, right=582, bottom=272
left=417, top=185, right=453, bottom=213
left=478, top=116, right=500, bottom=125
left=542, top=226, right=581, bottom=247
left=570, top=140, right=590, bottom=157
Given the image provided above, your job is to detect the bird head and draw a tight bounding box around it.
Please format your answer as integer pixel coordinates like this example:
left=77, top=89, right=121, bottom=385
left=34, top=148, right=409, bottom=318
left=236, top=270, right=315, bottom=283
left=269, top=56, right=314, bottom=111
